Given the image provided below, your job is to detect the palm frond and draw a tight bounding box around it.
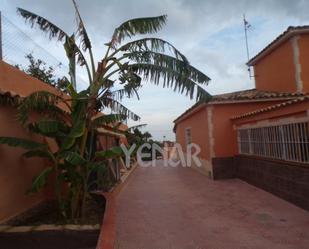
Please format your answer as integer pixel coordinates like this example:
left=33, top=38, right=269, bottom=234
left=117, top=70, right=142, bottom=100
left=59, top=121, right=85, bottom=151
left=60, top=120, right=86, bottom=151
left=37, top=120, right=65, bottom=134
left=111, top=15, right=167, bottom=46
left=68, top=121, right=86, bottom=138
left=127, top=124, right=147, bottom=131
left=28, top=167, right=53, bottom=193
left=17, top=8, right=67, bottom=41
left=95, top=146, right=123, bottom=159
left=61, top=137, right=75, bottom=150
left=91, top=114, right=126, bottom=128
left=129, top=63, right=212, bottom=101
left=17, top=8, right=88, bottom=68
left=119, top=38, right=188, bottom=63
left=110, top=88, right=127, bottom=100
left=28, top=120, right=69, bottom=138
left=99, top=97, right=140, bottom=121
left=110, top=87, right=140, bottom=101
left=125, top=51, right=210, bottom=84
left=72, top=0, right=92, bottom=50
left=0, top=137, right=47, bottom=150
left=60, top=151, right=87, bottom=166
left=23, top=150, right=53, bottom=159
left=18, top=91, right=68, bottom=125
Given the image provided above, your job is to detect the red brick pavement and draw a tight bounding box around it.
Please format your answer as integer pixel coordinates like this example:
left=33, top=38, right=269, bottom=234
left=116, top=160, right=309, bottom=249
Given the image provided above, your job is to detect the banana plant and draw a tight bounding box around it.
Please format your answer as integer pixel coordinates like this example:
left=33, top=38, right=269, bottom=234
left=15, top=0, right=211, bottom=175
left=0, top=88, right=126, bottom=219
left=16, top=0, right=211, bottom=102
left=0, top=0, right=212, bottom=219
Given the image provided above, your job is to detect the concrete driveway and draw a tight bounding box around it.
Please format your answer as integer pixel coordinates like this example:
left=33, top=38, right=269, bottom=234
left=115, top=160, right=309, bottom=249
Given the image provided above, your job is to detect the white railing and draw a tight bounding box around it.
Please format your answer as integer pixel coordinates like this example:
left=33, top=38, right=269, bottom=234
left=237, top=122, right=309, bottom=163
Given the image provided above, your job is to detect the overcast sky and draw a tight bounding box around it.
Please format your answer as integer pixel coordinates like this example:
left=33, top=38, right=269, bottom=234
left=2, top=0, right=309, bottom=140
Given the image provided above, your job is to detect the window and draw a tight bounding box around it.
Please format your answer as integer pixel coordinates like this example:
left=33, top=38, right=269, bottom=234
left=238, top=129, right=250, bottom=154
left=237, top=122, right=309, bottom=163
left=185, top=128, right=192, bottom=145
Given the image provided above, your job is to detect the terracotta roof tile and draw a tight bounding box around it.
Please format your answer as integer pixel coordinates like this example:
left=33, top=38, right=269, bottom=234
left=211, top=88, right=305, bottom=101
left=174, top=89, right=304, bottom=124
left=0, top=89, right=22, bottom=106
left=231, top=96, right=309, bottom=120
left=0, top=89, right=21, bottom=98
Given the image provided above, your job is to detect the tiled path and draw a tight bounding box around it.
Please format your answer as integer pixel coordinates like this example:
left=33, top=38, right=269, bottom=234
left=115, top=160, right=309, bottom=249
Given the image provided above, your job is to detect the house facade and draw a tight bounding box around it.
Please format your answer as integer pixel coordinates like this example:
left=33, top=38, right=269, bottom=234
left=174, top=26, right=309, bottom=210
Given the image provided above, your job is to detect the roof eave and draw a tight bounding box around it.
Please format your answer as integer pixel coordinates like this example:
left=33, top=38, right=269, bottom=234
left=174, top=97, right=297, bottom=126
left=174, top=103, right=207, bottom=124
left=247, top=28, right=309, bottom=66
left=231, top=96, right=309, bottom=120
left=208, top=96, right=296, bottom=105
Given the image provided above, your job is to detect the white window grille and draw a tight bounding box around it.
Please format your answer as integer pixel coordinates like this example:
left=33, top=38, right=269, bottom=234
left=237, top=122, right=309, bottom=163
left=185, top=128, right=192, bottom=145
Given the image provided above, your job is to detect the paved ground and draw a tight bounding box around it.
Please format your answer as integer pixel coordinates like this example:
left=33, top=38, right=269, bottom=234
left=115, top=160, right=309, bottom=249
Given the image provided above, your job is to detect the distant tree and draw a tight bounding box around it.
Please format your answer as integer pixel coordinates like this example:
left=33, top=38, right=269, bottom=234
left=125, top=126, right=164, bottom=160
left=16, top=53, right=69, bottom=91
left=143, top=131, right=152, bottom=142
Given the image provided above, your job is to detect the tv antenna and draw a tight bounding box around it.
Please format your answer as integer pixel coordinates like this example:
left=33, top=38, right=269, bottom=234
left=243, top=14, right=254, bottom=79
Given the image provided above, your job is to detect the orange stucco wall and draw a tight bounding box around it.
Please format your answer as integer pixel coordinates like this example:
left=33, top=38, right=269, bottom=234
left=0, top=107, right=50, bottom=223
left=175, top=100, right=288, bottom=161
left=0, top=61, right=58, bottom=223
left=211, top=101, right=288, bottom=157
left=298, top=34, right=309, bottom=93
left=175, top=106, right=210, bottom=161
left=253, top=39, right=297, bottom=92
left=0, top=61, right=60, bottom=96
